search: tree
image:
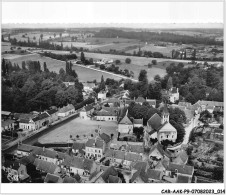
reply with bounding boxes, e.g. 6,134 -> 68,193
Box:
152,60 -> 157,65
148,63 -> 152,68
199,110 -> 212,123
22,61 -> 26,70
80,52 -> 85,63
40,34 -> 43,41
170,120 -> 185,143
43,62 -> 49,72
115,59 -> 121,65
99,75 -> 106,91
166,76 -> 173,90
125,58 -> 131,64
2,58 -> 6,76
138,70 -> 147,82
154,75 -> 161,82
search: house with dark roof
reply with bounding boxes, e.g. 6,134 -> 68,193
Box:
148,143 -> 171,161
34,158 -> 61,174
94,166 -> 121,183
164,163 -> 194,183
19,112 -> 50,132
72,141 -> 86,156
99,133 -> 111,144
1,119 -> 15,132
57,104 -> 75,117
85,138 -> 106,160
105,98 -> 121,107
1,111 -> 12,120
194,100 -> 224,114
63,175 -> 77,183
3,160 -> 29,182
60,156 -> 98,177
96,107 -> 118,121
16,144 -> 40,158
80,104 -> 94,120
133,118 -> 143,128
45,109 -> 58,124
44,173 -> 63,183
118,111 -> 133,134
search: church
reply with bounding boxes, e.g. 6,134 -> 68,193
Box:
146,105 -> 177,143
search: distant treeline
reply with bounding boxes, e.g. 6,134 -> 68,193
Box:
94,29 -> 223,46
40,52 -> 77,61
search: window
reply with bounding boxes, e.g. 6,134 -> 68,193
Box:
167,135 -> 169,138
109,118 -> 110,120
99,150 -> 101,153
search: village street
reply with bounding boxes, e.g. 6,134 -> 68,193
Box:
183,114 -> 200,145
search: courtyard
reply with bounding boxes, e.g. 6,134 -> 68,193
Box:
38,117 -> 118,144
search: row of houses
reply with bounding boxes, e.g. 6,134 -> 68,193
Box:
1,104 -> 75,133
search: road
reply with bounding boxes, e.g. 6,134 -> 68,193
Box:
72,62 -> 139,82
183,114 -> 200,145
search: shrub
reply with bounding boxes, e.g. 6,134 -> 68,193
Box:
115,59 -> 121,64
152,60 -> 157,65
125,58 -> 131,64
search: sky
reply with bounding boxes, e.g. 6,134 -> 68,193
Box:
1,1 -> 224,28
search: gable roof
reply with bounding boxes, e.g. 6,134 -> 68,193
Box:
44,173 -> 61,183
149,144 -> 172,159
125,152 -> 142,162
32,113 -> 49,122
99,133 -> 111,143
146,169 -> 162,180
128,144 -> 144,154
197,100 -> 224,107
172,150 -> 188,165
178,102 -> 192,108
108,175 -> 121,183
177,175 -> 190,183
81,105 -> 93,112
19,154 -> 36,165
46,109 -> 58,115
63,176 -> 77,183
130,169 -> 148,183
1,119 -> 15,127
58,104 -> 75,113
133,118 -> 143,125
132,161 -> 148,172
106,98 -> 120,104
4,160 -> 20,170
72,142 -> 86,154
34,159 -> 58,174
17,144 -> 40,154
96,110 -> 117,116
118,115 -> 132,125
101,166 -> 118,183
85,138 -> 104,149
147,113 -> 162,130
2,111 -> 11,116
135,96 -> 146,103
167,163 -> 194,176
158,122 -> 177,133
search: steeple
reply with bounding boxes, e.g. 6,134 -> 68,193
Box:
161,104 -> 169,124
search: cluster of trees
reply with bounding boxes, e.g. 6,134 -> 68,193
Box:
161,62 -> 224,104
124,70 -> 162,101
98,64 -> 134,78
40,52 -> 77,61
1,58 -> 86,113
95,29 -> 223,46
133,50 -> 164,58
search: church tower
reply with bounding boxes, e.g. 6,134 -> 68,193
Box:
161,104 -> 169,124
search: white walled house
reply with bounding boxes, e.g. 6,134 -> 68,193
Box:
98,91 -> 107,101
168,87 -> 179,103
158,123 -> 177,143
1,119 -> 15,132
118,114 -> 133,134
85,138 -> 105,160
57,104 -> 75,117
133,118 -> 143,128
80,105 -> 94,120
19,113 -> 50,132
96,107 -> 118,121
45,109 -> 58,124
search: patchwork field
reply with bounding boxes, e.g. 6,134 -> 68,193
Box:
115,63 -> 166,81
38,118 -> 118,144
10,32 -> 69,42
126,43 -> 182,57
2,53 -> 125,82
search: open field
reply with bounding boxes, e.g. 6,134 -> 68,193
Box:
115,63 -> 166,81
2,53 -> 126,82
10,32 -> 69,42
126,43 -> 182,57
38,118 -> 118,144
